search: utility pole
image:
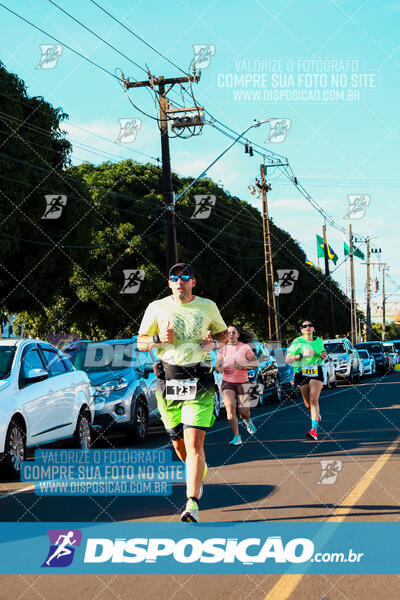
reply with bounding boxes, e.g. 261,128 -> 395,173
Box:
322,223 -> 336,338
367,261 -> 387,340
122,71 -> 201,270
382,265 -> 388,341
257,164 -> 278,343
158,77 -> 178,269
349,225 -> 357,346
366,237 -> 371,341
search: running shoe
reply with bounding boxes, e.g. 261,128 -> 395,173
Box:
245,418 -> 256,435
229,434 -> 242,445
181,498 -> 200,523
306,428 -> 318,441
198,462 -> 208,500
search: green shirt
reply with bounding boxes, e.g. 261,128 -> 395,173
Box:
138,295 -> 227,366
287,336 -> 325,373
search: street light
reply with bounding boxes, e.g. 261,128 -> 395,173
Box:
174,119 -> 276,203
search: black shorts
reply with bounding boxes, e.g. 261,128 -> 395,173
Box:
221,380 -> 248,394
294,366 -> 324,386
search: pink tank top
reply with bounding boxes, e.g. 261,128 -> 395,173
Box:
217,342 -> 254,383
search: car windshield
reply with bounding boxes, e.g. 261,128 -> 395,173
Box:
0,346 -> 16,379
324,342 -> 346,354
65,341 -> 137,372
358,350 -> 368,358
356,343 -> 382,353
392,342 -> 400,351
269,348 -> 286,364
383,344 -> 394,352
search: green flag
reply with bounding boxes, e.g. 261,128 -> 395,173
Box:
316,234 -> 338,265
344,241 -> 365,260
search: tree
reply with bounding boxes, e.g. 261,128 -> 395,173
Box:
0,61 -> 96,316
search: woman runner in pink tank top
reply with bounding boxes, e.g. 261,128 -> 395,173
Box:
215,324 -> 258,445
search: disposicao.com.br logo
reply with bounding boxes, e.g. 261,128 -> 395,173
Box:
84,536 -> 314,564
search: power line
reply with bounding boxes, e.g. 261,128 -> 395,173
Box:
0,227 -> 164,248
88,0 -> 190,77
0,3 -> 121,81
0,91 -> 160,162
0,151 -> 165,217
48,0 -> 148,76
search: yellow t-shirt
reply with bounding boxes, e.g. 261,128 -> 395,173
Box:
138,295 -> 227,366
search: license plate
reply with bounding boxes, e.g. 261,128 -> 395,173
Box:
165,378 -> 197,401
302,365 -> 318,377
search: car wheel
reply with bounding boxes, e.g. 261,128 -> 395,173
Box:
0,420 -> 26,480
214,388 -> 222,419
271,378 -> 282,403
349,368 -> 355,384
329,376 -> 337,388
74,410 -> 92,449
129,397 -> 148,444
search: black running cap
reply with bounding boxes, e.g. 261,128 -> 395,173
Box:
169,263 -> 194,278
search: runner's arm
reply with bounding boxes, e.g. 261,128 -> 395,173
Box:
214,329 -> 228,346
286,353 -> 303,363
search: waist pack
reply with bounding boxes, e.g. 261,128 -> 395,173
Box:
162,361 -> 212,380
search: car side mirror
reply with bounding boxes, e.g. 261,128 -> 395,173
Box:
142,364 -> 154,378
23,368 -> 48,385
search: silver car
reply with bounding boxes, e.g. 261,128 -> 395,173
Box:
356,349 -> 376,375
323,338 -> 361,383
64,338 -> 160,444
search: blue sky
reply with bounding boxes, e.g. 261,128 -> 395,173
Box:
1,0 -> 399,322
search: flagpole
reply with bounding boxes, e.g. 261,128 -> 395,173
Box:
349,225 -> 357,346
322,223 -> 336,338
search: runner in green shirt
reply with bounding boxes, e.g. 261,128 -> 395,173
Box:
286,320 -> 327,441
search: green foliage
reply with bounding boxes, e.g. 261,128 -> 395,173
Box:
371,321 -> 400,341
1,61 -> 352,342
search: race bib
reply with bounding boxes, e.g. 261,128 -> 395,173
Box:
165,378 -> 197,401
302,365 -> 319,377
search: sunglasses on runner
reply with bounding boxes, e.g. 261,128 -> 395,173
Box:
301,323 -> 314,328
169,274 -> 191,282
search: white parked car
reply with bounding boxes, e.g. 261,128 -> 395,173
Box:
323,338 -> 361,383
356,348 -> 376,375
321,357 -> 337,388
0,339 -> 94,479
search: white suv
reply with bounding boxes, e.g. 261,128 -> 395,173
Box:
323,338 -> 361,383
0,339 -> 94,479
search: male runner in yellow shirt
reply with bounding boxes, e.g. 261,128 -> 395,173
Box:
137,263 -> 228,522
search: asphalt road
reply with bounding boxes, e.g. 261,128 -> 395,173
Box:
1,372 -> 399,599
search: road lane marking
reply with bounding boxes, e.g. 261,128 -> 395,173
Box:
263,435 -> 400,600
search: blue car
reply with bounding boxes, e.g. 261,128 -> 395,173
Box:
63,337 -> 160,443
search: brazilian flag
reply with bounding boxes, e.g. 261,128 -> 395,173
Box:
316,234 -> 338,265
344,241 -> 365,260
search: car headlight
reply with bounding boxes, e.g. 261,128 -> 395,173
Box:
93,377 -> 128,396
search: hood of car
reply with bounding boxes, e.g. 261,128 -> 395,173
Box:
331,353 -> 349,361
86,368 -> 135,386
